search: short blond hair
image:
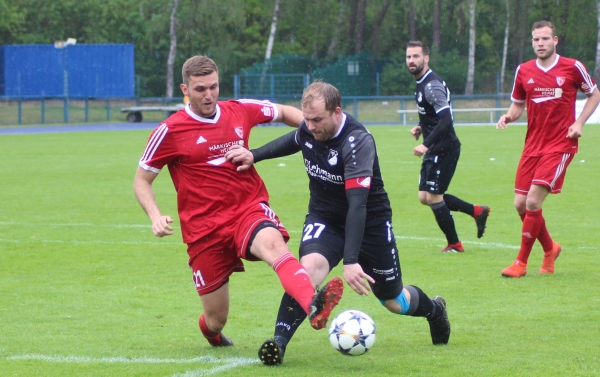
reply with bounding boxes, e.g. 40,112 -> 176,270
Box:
182,55 -> 218,85
301,80 -> 341,113
532,20 -> 556,37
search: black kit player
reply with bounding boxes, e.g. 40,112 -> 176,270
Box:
406,41 -> 490,253
226,81 -> 451,365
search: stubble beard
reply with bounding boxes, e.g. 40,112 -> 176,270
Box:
408,63 -> 425,77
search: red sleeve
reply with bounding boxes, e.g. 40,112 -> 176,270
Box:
236,99 -> 278,126
573,60 -> 597,93
345,176 -> 372,190
511,65 -> 526,102
139,123 -> 178,173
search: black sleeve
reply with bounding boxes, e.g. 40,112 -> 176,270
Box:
343,187 -> 369,265
341,131 -> 375,179
421,80 -> 454,149
250,130 -> 301,163
422,109 -> 452,149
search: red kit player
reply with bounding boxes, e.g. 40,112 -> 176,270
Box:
497,21 -> 600,278
133,55 -> 343,346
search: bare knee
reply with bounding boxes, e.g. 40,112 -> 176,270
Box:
514,194 -> 526,215
200,285 -> 230,333
300,253 -> 331,287
418,191 -> 429,205
203,310 -> 228,333
382,299 -> 401,314
250,226 -> 290,265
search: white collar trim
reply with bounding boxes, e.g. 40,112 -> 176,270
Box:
185,103 -> 221,123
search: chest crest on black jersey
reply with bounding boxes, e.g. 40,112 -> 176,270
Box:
418,91 -> 423,102
327,149 -> 338,166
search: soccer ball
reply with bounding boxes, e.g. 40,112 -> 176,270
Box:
328,310 -> 376,356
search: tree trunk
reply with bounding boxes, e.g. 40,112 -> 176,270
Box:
165,0 -> 179,98
595,0 -> 600,82
264,0 -> 280,61
518,0 -> 530,64
409,0 -> 417,41
432,0 -> 441,50
465,0 -> 476,95
355,0 -> 368,54
370,0 -> 392,60
260,0 -> 280,92
327,0 -> 347,60
347,0 -> 360,53
500,0 -> 510,93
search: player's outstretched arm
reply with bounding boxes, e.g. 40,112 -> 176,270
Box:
497,102 -> 525,129
133,166 -> 174,237
226,131 -> 300,171
275,104 -> 304,127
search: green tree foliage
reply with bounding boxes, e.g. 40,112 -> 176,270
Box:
1,0 -> 598,96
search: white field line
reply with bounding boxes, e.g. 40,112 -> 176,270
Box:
0,238 -> 181,245
0,222 -> 596,250
0,221 -> 176,229
5,354 -> 259,377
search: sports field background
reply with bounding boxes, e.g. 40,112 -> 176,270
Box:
1,124 -> 599,376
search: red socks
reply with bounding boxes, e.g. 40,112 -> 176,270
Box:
517,209 -> 549,263
272,252 -> 314,314
519,212 -> 554,252
199,314 -> 223,346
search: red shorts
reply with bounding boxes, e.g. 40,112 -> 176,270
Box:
515,153 -> 574,194
187,202 -> 289,296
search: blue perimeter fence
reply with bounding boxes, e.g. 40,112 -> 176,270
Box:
1,94 -> 517,126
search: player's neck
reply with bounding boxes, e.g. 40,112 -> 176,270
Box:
413,67 -> 430,81
537,53 -> 557,69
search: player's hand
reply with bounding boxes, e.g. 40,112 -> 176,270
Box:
410,126 -> 422,140
151,215 -> 174,237
343,263 -> 374,296
413,144 -> 428,157
496,114 -> 512,129
567,122 -> 583,138
225,144 -> 254,171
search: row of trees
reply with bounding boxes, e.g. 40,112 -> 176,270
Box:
2,0 -> 600,97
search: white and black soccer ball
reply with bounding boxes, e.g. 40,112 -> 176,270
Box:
328,309 -> 376,356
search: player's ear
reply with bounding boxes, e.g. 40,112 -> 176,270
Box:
180,83 -> 189,96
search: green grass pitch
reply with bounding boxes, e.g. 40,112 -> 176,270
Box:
1,124 -> 599,376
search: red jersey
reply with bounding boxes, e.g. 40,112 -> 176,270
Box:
511,55 -> 596,156
139,99 -> 279,244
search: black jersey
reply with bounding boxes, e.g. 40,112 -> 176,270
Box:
295,113 -> 392,227
414,69 -> 460,155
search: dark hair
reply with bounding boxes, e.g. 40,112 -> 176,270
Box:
301,80 -> 341,113
182,55 -> 218,85
407,41 -> 429,56
532,20 -> 556,37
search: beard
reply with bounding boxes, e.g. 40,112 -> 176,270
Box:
407,63 -> 425,76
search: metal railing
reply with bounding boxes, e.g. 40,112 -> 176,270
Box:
396,108 -> 511,125
1,94 -> 514,126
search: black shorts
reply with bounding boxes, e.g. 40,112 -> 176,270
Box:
418,146 -> 460,194
299,214 -> 403,301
